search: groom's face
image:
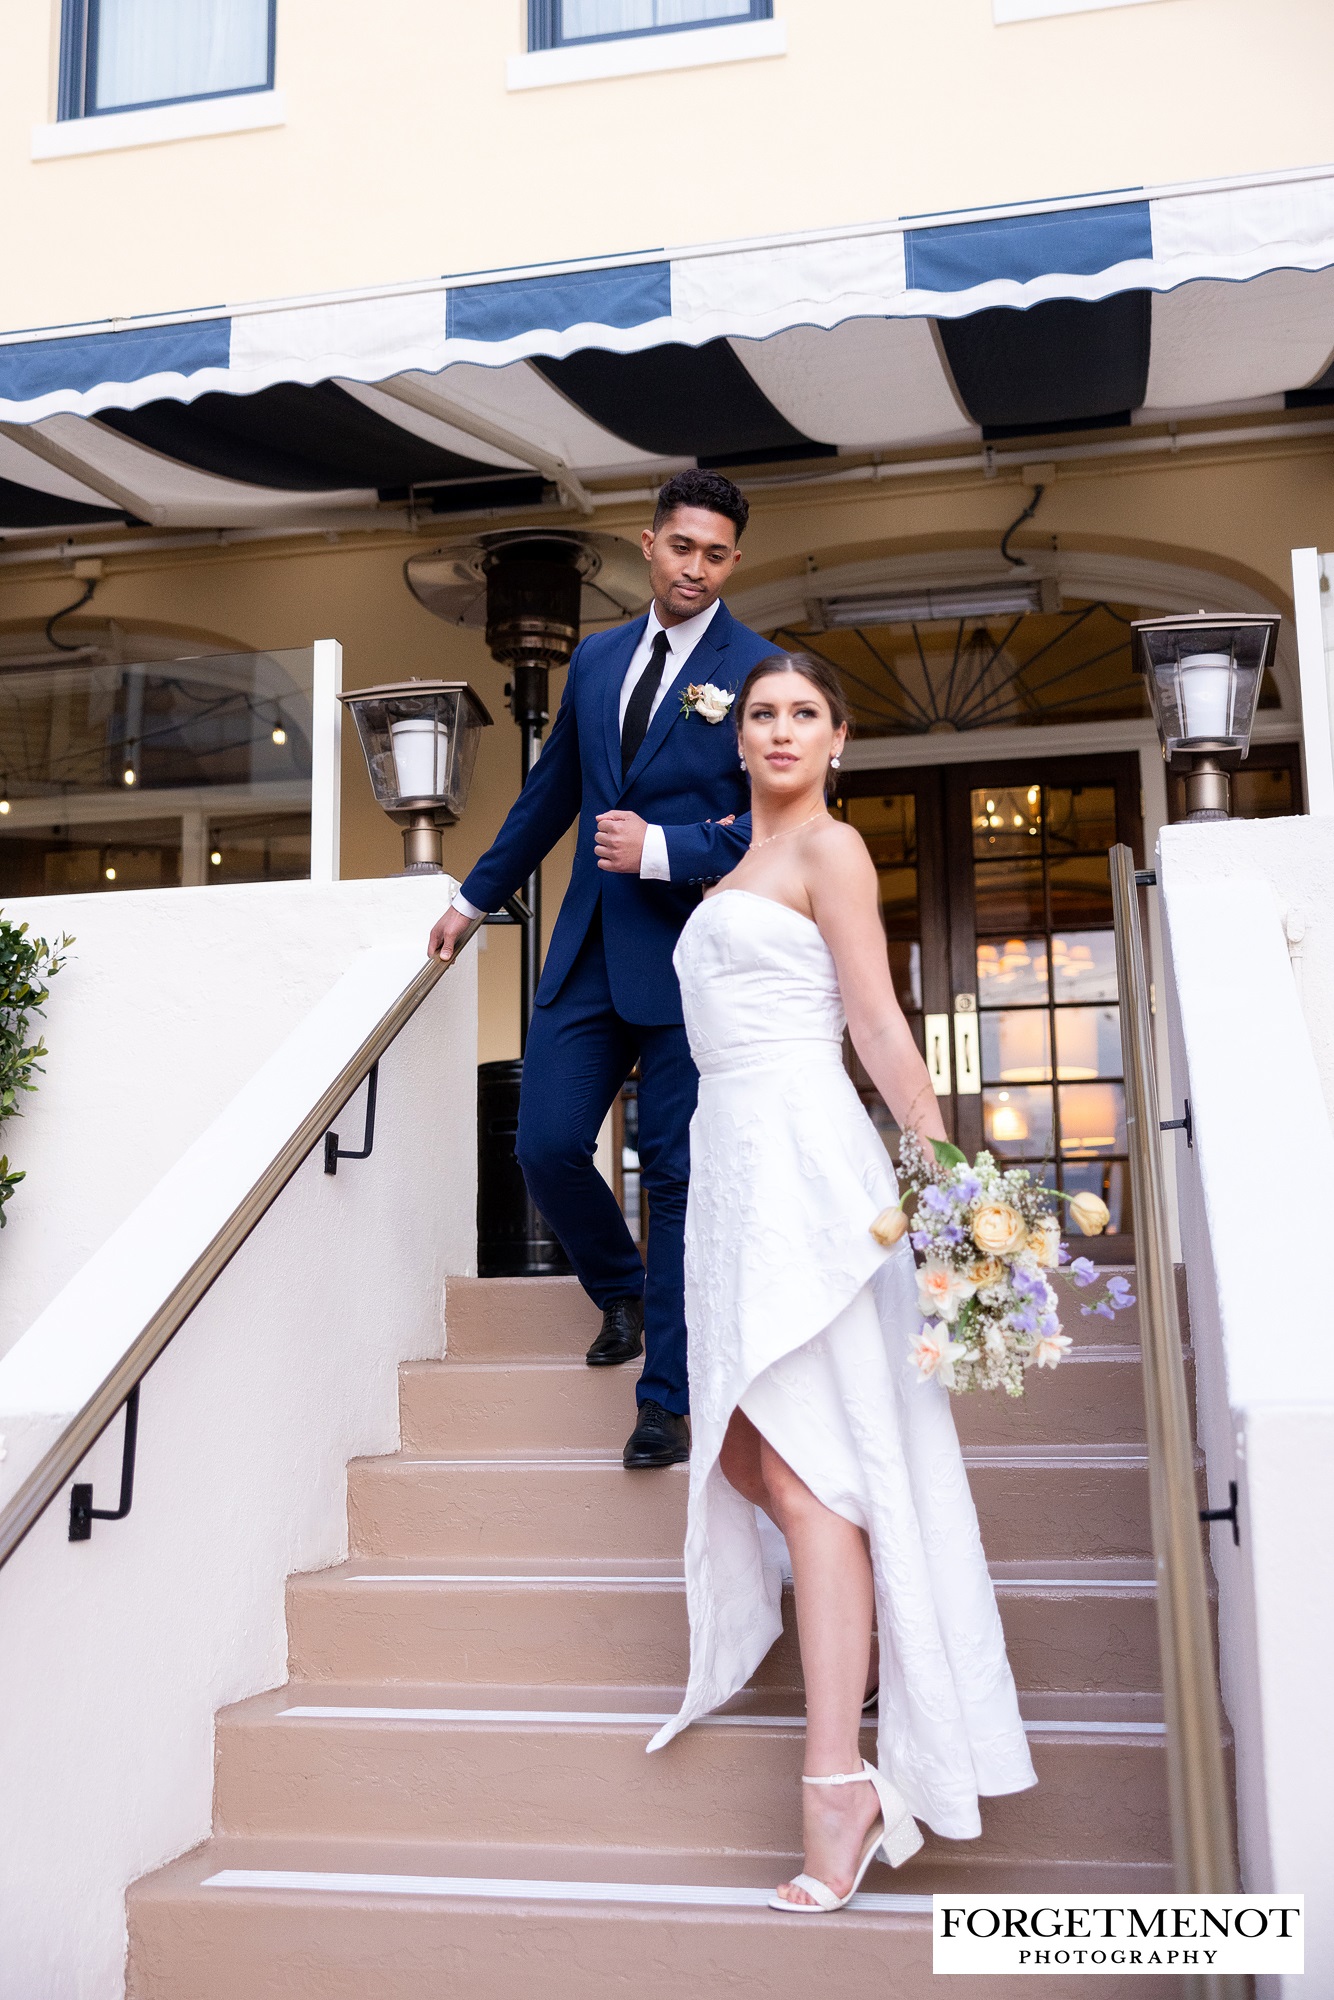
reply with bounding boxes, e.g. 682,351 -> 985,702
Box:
641,508 -> 742,625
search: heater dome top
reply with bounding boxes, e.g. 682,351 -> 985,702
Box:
405,529 -> 651,631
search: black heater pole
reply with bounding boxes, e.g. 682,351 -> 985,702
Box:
511,662 -> 549,1051
483,542 -> 583,1052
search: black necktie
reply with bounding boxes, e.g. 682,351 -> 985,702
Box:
621,628 -> 671,778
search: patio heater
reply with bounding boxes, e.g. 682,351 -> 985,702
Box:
404,528 -> 649,1277
405,528 -> 649,1040
1132,611 -> 1281,822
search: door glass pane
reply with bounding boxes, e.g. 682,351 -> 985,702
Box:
93,0 -> 271,111
1058,1081 -> 1127,1156
888,940 -> 922,1014
977,935 -> 1049,1004
968,771 -> 1132,1238
1050,931 -> 1117,1001
1230,765 -> 1294,819
971,783 -> 1043,857
981,1009 -> 1052,1083
974,859 -> 1045,929
1044,785 -> 1117,854
1054,1004 -> 1121,1080
1048,853 -> 1112,926
983,1084 -> 1053,1157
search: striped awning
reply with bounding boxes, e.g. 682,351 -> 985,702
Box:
5,166 -> 1334,533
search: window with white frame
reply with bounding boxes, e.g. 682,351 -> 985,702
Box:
58,0 -> 275,120
528,0 -> 771,50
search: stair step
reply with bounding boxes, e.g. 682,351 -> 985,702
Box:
287,1556 -> 1163,1692
347,1445 -> 1155,1562
127,1837 -> 1181,2000
402,1341 -> 1173,1453
441,1270 -> 1159,1360
214,1684 -> 1171,1863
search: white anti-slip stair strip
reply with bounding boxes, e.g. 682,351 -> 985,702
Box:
347,1570 -> 1153,1591
277,1704 -> 1165,1737
352,1574 -> 684,1586
201,1868 -> 932,1914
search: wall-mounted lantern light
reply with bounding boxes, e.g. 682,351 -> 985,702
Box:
339,679 -> 492,872
1132,611 -> 1280,822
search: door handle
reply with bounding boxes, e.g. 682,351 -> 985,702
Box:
924,1013 -> 952,1095
953,993 -> 981,1096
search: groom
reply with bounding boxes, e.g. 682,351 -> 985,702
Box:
429,469 -> 772,1467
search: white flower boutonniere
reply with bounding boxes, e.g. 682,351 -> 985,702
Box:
681,681 -> 734,724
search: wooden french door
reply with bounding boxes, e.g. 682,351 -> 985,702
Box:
838,753 -> 1143,1259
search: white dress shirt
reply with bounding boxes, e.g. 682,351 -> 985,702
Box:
451,596 -> 721,917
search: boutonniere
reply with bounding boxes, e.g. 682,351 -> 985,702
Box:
680,682 -> 734,724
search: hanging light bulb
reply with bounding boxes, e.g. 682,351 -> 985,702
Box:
210,850 -> 222,867
122,768 -> 136,787
104,866 -> 116,881
271,726 -> 287,746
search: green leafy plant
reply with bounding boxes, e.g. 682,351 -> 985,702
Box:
0,916 -> 72,1226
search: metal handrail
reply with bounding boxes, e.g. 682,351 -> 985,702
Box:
1111,846 -> 1241,1956
0,920 -> 482,1576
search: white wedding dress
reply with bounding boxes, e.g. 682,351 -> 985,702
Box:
647,889 -> 1037,1840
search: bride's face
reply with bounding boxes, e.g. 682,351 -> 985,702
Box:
739,671 -> 847,798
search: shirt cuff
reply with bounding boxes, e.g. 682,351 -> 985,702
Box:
639,823 -> 671,882
451,888 -> 487,920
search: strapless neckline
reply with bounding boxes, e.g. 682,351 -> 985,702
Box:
701,887 -> 821,933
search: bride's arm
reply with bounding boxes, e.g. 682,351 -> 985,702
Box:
807,823 -> 948,1151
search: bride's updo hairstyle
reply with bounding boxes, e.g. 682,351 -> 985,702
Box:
734,651 -> 853,797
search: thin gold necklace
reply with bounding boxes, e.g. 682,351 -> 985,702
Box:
750,805 -> 829,852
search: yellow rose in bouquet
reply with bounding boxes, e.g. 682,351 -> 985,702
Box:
971,1202 -> 1027,1258
1068,1191 -> 1111,1236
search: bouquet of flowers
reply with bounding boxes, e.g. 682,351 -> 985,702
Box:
869,1130 -> 1134,1397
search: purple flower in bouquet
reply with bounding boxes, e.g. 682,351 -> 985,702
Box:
1068,1256 -> 1098,1288
921,1185 -> 954,1216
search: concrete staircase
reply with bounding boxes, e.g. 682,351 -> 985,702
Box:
126,1273 -> 1199,1998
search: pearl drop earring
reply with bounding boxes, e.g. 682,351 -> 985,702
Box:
739,756 -> 747,771
830,754 -> 842,769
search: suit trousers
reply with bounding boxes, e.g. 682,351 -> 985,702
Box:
515,910 -> 696,1415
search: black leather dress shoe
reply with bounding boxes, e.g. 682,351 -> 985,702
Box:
586,1296 -> 644,1367
623,1400 -> 690,1469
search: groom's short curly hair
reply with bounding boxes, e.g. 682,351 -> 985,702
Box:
653,468 -> 750,540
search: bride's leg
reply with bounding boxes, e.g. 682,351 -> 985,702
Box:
718,1407 -> 773,1517
757,1435 -> 880,1905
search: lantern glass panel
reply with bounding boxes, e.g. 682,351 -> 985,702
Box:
1136,621 -> 1270,753
346,685 -> 488,820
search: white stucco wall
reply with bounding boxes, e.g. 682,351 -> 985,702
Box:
0,874 -> 461,1358
0,879 -> 477,2000
1158,817 -> 1334,1996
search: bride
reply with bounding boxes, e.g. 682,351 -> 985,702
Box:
647,652 -> 1037,1912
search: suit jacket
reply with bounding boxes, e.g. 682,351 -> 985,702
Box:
461,599 -> 776,1025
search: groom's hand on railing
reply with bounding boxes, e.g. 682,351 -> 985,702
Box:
594,811 -> 648,873
428,905 -> 475,962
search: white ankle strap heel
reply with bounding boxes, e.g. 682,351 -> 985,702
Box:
769,1758 -> 923,1913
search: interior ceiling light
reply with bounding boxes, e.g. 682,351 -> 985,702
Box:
812,582 -> 1044,629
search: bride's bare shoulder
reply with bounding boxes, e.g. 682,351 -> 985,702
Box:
804,815 -> 878,903
808,815 -> 875,871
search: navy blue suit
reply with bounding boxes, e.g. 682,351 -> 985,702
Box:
461,600 -> 774,1412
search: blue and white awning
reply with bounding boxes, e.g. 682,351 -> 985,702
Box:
3,166 -> 1334,532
